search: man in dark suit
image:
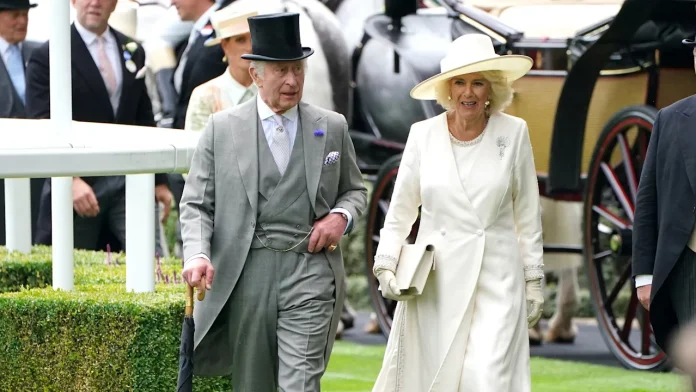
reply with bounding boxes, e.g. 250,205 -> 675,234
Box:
25,0 -> 172,252
0,0 -> 44,246
633,34 -> 696,358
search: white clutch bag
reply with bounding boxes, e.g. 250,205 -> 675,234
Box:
393,243 -> 436,296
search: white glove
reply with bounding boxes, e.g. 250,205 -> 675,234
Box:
376,270 -> 414,301
526,278 -> 544,328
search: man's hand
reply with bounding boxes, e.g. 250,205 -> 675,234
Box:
72,177 -> 99,217
307,213 -> 347,253
638,284 -> 651,311
155,184 -> 172,223
182,257 -> 215,293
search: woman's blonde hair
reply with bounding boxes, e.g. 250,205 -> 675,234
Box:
433,70 -> 514,114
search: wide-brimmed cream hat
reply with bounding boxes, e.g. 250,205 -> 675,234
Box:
204,6 -> 258,47
410,34 -> 533,100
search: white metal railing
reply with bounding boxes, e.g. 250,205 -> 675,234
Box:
0,0 -> 200,293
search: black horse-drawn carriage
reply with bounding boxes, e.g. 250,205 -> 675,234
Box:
343,0 -> 696,372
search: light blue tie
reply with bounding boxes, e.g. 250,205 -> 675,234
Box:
6,44 -> 25,105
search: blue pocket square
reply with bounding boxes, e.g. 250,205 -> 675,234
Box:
324,151 -> 340,166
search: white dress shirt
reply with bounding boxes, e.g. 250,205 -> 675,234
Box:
184,96 -> 353,265
74,20 -> 122,114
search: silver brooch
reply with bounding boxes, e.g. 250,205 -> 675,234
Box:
496,136 -> 509,159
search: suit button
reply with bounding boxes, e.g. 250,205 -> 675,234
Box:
440,229 -> 446,236
476,230 -> 483,236
294,233 -> 298,237
251,222 -> 255,228
296,224 -> 300,229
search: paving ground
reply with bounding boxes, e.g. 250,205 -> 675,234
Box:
341,311 -> 621,367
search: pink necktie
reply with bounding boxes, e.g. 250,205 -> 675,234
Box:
96,36 -> 117,97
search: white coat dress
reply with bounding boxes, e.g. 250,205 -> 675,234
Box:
372,111 -> 544,392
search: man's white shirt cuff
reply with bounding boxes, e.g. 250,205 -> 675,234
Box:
185,253 -> 210,266
635,274 -> 653,288
330,208 -> 353,234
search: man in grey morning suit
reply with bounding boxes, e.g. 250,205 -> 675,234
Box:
179,12 -> 367,391
633,32 -> 696,363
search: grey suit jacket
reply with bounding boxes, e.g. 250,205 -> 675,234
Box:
179,97 -> 367,375
0,40 -> 39,118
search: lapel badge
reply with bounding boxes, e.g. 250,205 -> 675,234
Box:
125,59 -> 137,73
496,136 -> 509,160
314,129 -> 325,137
324,151 -> 340,166
200,24 -> 214,37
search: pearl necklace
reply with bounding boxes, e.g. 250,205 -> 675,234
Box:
449,117 -> 489,147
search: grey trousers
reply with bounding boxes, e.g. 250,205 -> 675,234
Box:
222,247 -> 335,392
667,247 -> 696,325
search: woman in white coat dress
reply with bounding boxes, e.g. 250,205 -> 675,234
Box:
371,34 -> 545,392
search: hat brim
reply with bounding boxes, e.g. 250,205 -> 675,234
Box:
241,47 -> 313,61
204,31 -> 250,47
682,38 -> 696,47
410,55 -> 533,100
0,3 -> 37,10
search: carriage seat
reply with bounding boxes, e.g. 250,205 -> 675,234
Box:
495,4 -> 622,38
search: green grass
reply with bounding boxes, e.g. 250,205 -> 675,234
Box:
323,342 -> 688,392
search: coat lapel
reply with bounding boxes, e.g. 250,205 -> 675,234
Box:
300,102 -> 327,213
230,99 -> 259,214
113,32 -> 134,121
0,57 -> 14,115
678,106 -> 696,196
71,24 -> 113,120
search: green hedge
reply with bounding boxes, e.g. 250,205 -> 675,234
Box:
0,247 -> 232,391
0,284 -> 233,391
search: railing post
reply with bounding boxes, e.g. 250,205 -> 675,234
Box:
4,178 -> 31,253
126,174 -> 155,292
50,0 -> 74,291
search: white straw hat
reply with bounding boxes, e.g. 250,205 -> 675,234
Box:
204,6 -> 258,47
410,34 -> 533,100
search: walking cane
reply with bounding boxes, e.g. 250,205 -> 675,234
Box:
176,282 -> 206,391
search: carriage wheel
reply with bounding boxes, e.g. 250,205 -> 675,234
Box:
583,105 -> 670,371
364,155 -> 420,337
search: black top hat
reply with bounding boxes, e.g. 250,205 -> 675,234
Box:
0,0 -> 36,10
241,13 -> 314,62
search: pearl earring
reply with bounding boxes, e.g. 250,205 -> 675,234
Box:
485,100 -> 490,106
448,96 -> 452,101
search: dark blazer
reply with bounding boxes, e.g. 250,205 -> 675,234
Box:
25,24 -> 168,187
0,39 -> 44,246
0,39 -> 39,118
633,94 -> 696,353
171,14 -> 228,130
25,24 -> 169,250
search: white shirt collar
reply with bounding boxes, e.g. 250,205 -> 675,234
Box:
74,19 -> 114,46
256,93 -> 298,123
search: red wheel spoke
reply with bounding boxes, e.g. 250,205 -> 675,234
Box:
605,263 -> 631,310
592,205 -> 631,230
600,162 -> 635,221
617,134 -> 639,202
